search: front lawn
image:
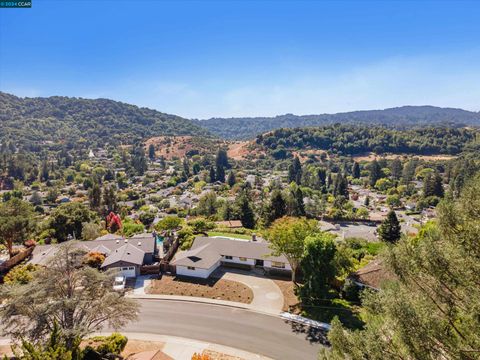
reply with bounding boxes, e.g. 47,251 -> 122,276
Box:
147,275 -> 253,303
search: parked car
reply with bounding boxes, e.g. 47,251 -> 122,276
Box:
113,276 -> 126,292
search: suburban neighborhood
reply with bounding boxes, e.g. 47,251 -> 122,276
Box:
1,1 -> 480,359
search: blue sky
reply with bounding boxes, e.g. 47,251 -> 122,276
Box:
1,0 -> 480,118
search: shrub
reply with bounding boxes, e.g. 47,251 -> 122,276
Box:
342,278 -> 361,303
4,264 -> 38,285
84,252 -> 106,268
85,333 -> 128,356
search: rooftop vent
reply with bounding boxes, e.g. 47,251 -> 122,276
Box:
124,239 -> 128,243
116,240 -> 120,244
137,241 -> 141,246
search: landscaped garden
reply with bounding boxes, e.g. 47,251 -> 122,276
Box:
147,275 -> 254,303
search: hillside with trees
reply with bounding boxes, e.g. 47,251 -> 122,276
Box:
197,106 -> 480,139
256,125 -> 480,157
0,92 -> 211,149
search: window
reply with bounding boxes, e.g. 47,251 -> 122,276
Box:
271,261 -> 285,269
187,266 -> 195,270
225,256 -> 233,260
239,257 -> 247,261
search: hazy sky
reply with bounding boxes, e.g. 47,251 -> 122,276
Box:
1,0 -> 480,118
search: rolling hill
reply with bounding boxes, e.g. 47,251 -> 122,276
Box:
0,92 -> 211,148
197,106 -> 480,139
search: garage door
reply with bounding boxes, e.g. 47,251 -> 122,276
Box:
118,266 -> 136,278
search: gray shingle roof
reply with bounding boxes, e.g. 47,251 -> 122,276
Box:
171,237 -> 288,269
101,243 -> 145,267
29,233 -> 155,267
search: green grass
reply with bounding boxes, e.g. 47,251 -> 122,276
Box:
207,231 -> 252,240
365,242 -> 386,255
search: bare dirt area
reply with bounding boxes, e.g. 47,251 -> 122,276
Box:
0,345 -> 13,358
270,278 -> 300,313
122,340 -> 170,359
227,140 -> 265,161
353,152 -> 456,162
147,275 -> 254,303
145,136 -> 199,160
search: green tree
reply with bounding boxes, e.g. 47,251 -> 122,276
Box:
288,156 -> 302,184
48,202 -> 95,241
148,143 -> 156,161
208,166 -> 216,183
102,184 -> 117,213
227,170 -> 236,187
323,176 -> 480,360
0,242 -> 138,348
237,192 -> 255,229
88,181 -> 102,210
215,148 -> 229,169
264,217 -> 319,283
265,189 -> 287,225
377,210 -> 401,244
352,162 -> 360,179
299,233 -> 338,303
368,160 -> 382,187
390,157 -> 402,180
0,198 -> 35,257
131,145 -> 148,175
155,216 -> 182,233
216,164 -> 225,182
197,191 -> 218,217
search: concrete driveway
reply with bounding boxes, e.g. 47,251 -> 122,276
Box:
212,268 -> 284,314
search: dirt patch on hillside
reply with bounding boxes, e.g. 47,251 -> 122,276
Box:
227,140 -> 265,160
147,275 -> 253,303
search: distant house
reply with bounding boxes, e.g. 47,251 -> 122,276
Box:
171,236 -> 291,279
30,233 -> 157,278
349,259 -> 395,290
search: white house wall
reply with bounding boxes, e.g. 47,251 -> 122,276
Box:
176,260 -> 220,278
263,260 -> 292,271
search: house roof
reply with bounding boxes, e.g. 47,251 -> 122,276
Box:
214,220 -> 243,228
351,259 -> 395,290
101,243 -> 145,267
30,233 -> 155,267
171,236 -> 288,270
95,233 -> 123,241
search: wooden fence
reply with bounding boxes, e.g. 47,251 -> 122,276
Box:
140,264 -> 160,275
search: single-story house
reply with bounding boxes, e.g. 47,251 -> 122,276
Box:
30,232 -> 157,278
171,236 -> 291,279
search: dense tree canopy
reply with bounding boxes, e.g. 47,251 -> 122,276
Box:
323,175 -> 480,360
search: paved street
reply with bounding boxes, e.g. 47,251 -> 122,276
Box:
121,299 -> 327,360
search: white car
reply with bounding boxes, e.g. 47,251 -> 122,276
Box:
113,276 -> 126,292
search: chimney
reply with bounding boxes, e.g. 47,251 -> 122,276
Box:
252,233 -> 257,242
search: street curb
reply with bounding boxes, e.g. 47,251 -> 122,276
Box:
132,296 -> 282,318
